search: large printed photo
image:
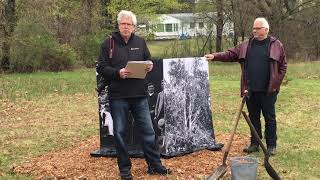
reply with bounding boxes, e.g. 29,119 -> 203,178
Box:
93,58 -> 222,158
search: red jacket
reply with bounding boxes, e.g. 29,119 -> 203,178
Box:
213,36 -> 287,96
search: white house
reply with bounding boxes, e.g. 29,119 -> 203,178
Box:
139,13 -> 234,40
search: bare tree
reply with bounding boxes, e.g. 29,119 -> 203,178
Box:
0,0 -> 16,71
195,0 -> 228,52
252,0 -> 319,37
229,0 -> 257,44
1,0 -> 16,71
82,0 -> 94,34
216,0 -> 223,51
100,0 -> 113,29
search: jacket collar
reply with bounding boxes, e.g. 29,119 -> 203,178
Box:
239,36 -> 280,61
249,35 -> 277,42
112,31 -> 135,45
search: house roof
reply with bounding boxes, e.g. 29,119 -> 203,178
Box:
164,13 -> 216,23
158,14 -> 181,24
138,12 -> 218,25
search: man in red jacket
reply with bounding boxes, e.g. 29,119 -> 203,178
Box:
205,17 -> 287,156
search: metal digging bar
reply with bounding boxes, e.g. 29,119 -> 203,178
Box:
206,95 -> 247,180
241,111 -> 281,180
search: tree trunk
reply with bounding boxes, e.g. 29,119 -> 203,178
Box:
208,30 -> 213,53
241,31 -> 245,41
230,0 -> 238,46
56,15 -> 65,44
315,21 -> 320,59
233,30 -> 238,46
83,0 -> 94,34
100,0 -> 112,30
2,38 -> 10,71
216,0 -> 223,52
1,0 -> 16,71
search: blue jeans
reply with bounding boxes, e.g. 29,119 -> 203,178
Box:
246,92 -> 278,147
110,97 -> 161,174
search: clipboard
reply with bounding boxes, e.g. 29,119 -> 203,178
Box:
125,60 -> 153,79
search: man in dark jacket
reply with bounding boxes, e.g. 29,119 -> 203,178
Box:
205,17 -> 287,156
97,10 -> 171,180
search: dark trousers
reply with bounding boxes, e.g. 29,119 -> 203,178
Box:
246,92 -> 278,147
110,97 -> 161,174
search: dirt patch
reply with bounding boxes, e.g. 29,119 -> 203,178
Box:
14,133 -> 249,179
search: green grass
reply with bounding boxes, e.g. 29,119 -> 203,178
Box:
0,61 -> 320,179
0,69 -> 99,179
0,69 -> 96,100
147,38 -> 234,58
208,61 -> 320,179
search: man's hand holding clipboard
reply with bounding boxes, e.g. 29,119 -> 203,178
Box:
119,60 -> 153,79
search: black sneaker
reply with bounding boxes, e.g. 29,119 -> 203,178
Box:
120,171 -> 132,180
243,144 -> 259,153
147,165 -> 172,175
267,146 -> 277,156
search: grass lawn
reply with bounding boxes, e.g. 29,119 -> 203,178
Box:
147,38 -> 234,58
209,61 -> 320,179
0,61 -> 320,179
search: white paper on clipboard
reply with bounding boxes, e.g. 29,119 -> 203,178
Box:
125,60 -> 153,79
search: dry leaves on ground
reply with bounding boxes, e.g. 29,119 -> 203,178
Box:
14,133 -> 249,179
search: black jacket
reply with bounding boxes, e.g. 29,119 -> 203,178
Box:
97,31 -> 151,99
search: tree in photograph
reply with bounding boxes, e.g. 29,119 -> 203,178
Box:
166,60 -> 188,134
164,59 -> 214,153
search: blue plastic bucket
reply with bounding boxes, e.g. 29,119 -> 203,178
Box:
230,156 -> 258,180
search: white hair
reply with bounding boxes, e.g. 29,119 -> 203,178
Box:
254,17 -> 270,32
117,10 -> 137,26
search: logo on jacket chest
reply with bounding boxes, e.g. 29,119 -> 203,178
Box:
130,47 -> 140,51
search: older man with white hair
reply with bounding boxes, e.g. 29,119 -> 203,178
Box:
97,10 -> 171,180
205,17 -> 287,156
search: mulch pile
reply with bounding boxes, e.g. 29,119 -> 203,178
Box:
14,134 -> 249,179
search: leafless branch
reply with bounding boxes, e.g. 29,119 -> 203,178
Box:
254,0 -> 272,16
282,1 -> 320,20
283,0 -> 315,16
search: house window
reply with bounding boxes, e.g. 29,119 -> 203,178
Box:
199,22 -> 204,28
156,24 -> 164,32
190,23 -> 195,29
174,24 -> 178,32
165,24 -> 173,32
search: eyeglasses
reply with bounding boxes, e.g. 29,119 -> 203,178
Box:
253,27 -> 265,30
119,22 -> 134,27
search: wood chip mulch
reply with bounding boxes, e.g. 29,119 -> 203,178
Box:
14,133 -> 249,179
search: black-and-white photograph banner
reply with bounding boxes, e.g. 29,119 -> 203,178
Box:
92,58 -> 222,158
